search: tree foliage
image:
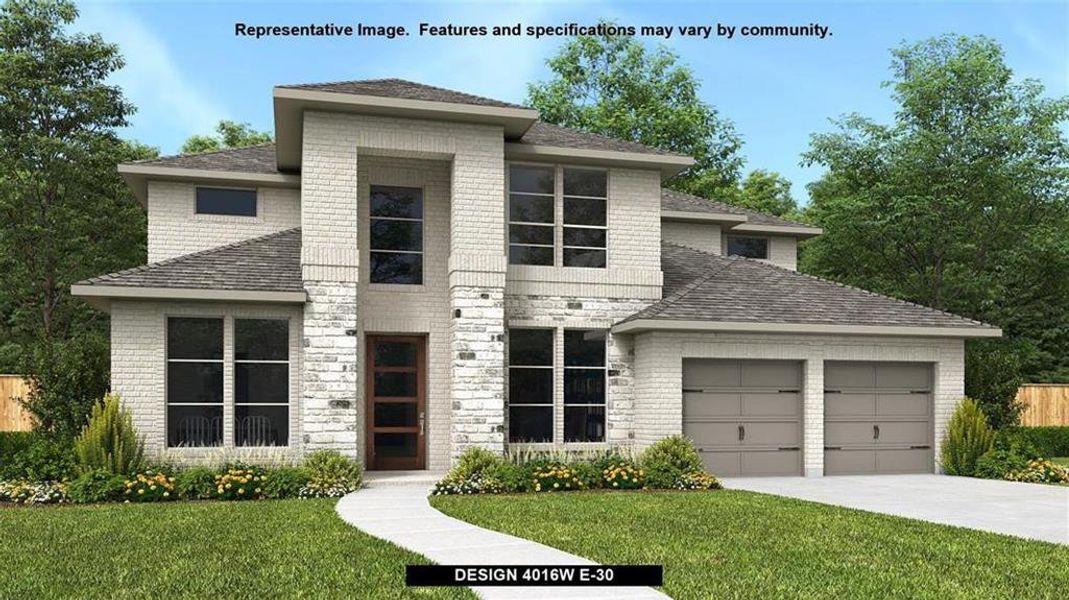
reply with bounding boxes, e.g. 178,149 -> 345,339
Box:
734,169 -> 799,218
0,0 -> 156,436
180,120 -> 272,154
527,29 -> 744,198
801,35 -> 1069,419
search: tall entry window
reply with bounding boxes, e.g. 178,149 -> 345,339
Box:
369,186 -> 423,284
167,318 -> 223,447
234,319 -> 289,446
564,330 -> 607,442
507,329 -> 554,442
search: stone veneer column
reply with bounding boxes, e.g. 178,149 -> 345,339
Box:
448,145 -> 507,459
300,113 -> 361,457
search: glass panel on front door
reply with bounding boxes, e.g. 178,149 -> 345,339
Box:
366,336 -> 425,470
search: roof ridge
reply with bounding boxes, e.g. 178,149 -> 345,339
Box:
278,78 -> 528,108
733,256 -> 997,329
132,142 -> 276,165
82,227 -> 300,285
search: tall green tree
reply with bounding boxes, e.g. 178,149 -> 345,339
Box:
801,35 -> 1069,425
0,0 -> 156,435
528,30 -> 744,198
180,120 -> 272,154
735,169 -> 799,218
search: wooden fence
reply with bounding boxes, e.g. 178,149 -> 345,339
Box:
1017,384 -> 1069,427
0,375 -> 33,432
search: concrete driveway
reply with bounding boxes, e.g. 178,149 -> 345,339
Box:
723,474 -> 1069,545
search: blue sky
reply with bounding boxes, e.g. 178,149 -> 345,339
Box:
75,0 -> 1068,203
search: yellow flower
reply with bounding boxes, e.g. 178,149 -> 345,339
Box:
217,486 -> 224,494
163,492 -> 170,498
238,488 -> 245,495
137,489 -> 145,495
150,485 -> 157,490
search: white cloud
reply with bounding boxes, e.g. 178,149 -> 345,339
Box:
77,3 -> 225,148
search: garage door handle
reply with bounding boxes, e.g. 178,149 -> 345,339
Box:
873,425 -> 880,440
824,390 -> 841,394
779,389 -> 800,393
738,425 -> 745,441
778,446 -> 799,451
825,446 -> 842,450
909,390 -> 930,394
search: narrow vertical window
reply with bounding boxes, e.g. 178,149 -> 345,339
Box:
562,168 -> 607,268
508,165 -> 555,266
564,330 -> 607,442
166,318 -> 223,447
234,319 -> 290,446
369,186 -> 423,284
508,329 -> 554,442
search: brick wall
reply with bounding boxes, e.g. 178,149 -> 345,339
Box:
147,182 -> 300,262
662,219 -> 801,271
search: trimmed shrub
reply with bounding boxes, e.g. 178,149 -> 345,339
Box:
175,467 -> 218,500
214,466 -> 266,501
641,435 -> 703,488
974,447 -> 1030,480
264,466 -> 310,499
484,462 -> 530,493
447,446 -> 503,480
940,398 -> 994,476
0,433 -> 75,481
74,394 -> 144,475
0,431 -> 36,462
69,469 -> 126,503
122,470 -> 175,502
1000,427 -> 1069,459
299,450 -> 362,498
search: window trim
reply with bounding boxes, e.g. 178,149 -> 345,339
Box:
233,318 -> 291,448
368,184 -> 425,285
165,316 -> 225,448
193,186 -> 259,218
506,163 -> 610,269
724,234 -> 771,260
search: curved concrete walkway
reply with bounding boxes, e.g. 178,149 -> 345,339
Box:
337,480 -> 668,599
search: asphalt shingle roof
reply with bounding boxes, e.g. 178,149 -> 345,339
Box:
77,228 -> 303,293
130,143 -> 281,174
277,78 -> 529,109
515,121 -> 682,156
626,242 -> 997,330
661,188 -> 811,229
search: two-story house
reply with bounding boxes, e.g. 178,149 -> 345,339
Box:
72,79 -> 999,477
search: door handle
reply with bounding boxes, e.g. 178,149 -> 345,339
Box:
873,424 -> 880,440
738,424 -> 745,441
419,412 -> 425,436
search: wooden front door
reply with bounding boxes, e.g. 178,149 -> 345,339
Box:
365,336 -> 426,470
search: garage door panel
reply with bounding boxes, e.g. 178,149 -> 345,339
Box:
683,392 -> 740,418
876,421 -> 929,445
876,448 -> 931,473
876,393 -> 930,417
685,422 -> 741,445
826,421 -> 875,446
741,392 -> 799,417
740,361 -> 800,388
876,363 -> 930,389
700,451 -> 741,477
743,421 -> 800,447
741,450 -> 800,476
825,362 -> 875,389
825,392 -> 875,417
824,449 -> 876,475
682,360 -> 739,388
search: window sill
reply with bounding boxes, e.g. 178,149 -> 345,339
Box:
366,283 -> 428,293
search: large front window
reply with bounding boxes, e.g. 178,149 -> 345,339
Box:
507,329 -> 553,443
564,330 -> 606,442
726,235 -> 769,259
167,318 -> 223,447
508,165 -> 607,268
166,316 -> 291,448
369,185 -> 423,284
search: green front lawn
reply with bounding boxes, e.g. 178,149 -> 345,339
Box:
433,490 -> 1069,600
0,499 -> 473,599
1052,456 -> 1069,467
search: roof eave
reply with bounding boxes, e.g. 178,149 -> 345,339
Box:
728,222 -> 824,238
612,319 -> 1002,338
661,210 -> 748,224
117,164 -> 301,207
504,142 -> 694,178
274,87 -> 540,171
71,284 -> 307,304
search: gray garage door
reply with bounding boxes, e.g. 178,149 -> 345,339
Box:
824,362 -> 933,475
682,359 -> 802,477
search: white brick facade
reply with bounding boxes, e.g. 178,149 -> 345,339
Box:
662,219 -> 800,270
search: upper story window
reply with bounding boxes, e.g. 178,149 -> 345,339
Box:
508,166 -> 555,266
508,165 -> 608,268
369,186 -> 423,285
562,168 -> 607,268
726,235 -> 769,260
195,187 -> 257,217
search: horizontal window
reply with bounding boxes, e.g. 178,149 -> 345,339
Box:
509,329 -> 554,365
510,224 -> 554,246
726,236 -> 769,259
562,228 -> 606,248
236,405 -> 288,447
369,252 -> 423,285
167,363 -> 223,404
563,167 -> 608,198
370,186 -> 423,219
234,319 -> 287,361
562,248 -> 606,268
168,405 -> 222,448
509,406 -> 552,443
563,197 -> 606,227
370,186 -> 423,284
195,188 -> 257,217
509,245 -> 553,266
509,165 -> 554,195
509,194 -> 554,223
235,364 -> 288,404
168,318 -> 223,360
508,368 -> 553,405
